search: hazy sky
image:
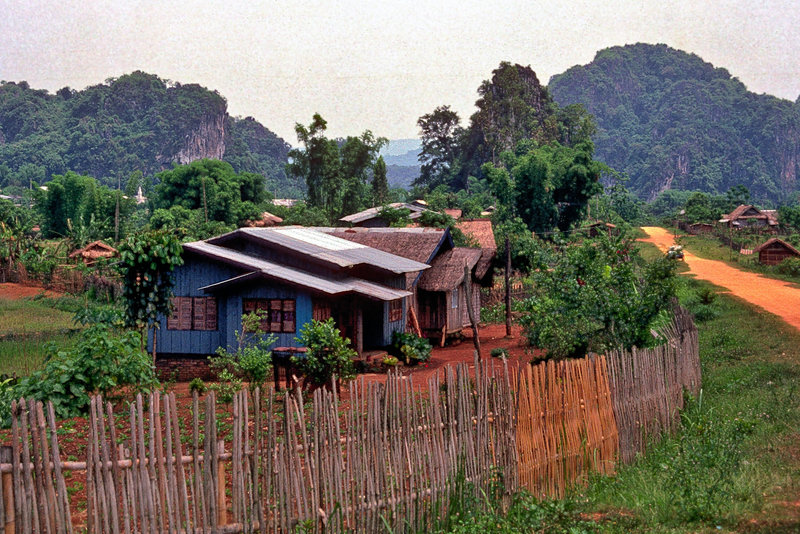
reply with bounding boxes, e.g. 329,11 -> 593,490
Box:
2,1 -> 799,143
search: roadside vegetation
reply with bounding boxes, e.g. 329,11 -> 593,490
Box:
437,264 -> 800,533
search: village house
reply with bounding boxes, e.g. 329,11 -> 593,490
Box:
338,201 -> 430,227
754,237 -> 800,266
152,227 -> 429,372
719,205 -> 779,232
320,225 -> 496,342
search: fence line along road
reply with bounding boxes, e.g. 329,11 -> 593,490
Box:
0,309 -> 699,533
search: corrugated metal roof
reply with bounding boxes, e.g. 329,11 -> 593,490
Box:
339,202 -> 427,224
229,227 -> 428,274
186,241 -> 410,301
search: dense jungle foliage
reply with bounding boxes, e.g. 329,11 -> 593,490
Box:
0,71 -> 295,195
549,43 -> 800,203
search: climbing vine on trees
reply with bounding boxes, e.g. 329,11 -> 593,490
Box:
117,230 -> 183,355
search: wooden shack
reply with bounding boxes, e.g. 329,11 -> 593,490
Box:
754,238 -> 800,266
68,241 -> 117,265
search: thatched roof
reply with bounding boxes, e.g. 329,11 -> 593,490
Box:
69,240 -> 117,261
444,208 -> 462,219
245,211 -> 283,227
723,205 -> 778,226
418,247 -> 482,292
318,227 -> 449,264
753,237 -> 800,255
456,219 -> 496,279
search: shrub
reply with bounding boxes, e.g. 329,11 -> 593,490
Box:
392,331 -> 432,364
188,377 -> 207,395
212,311 -> 276,392
293,318 -> 357,388
480,302 -> 506,324
776,256 -> 800,277
4,323 -> 158,420
382,356 -> 400,367
490,348 -> 509,359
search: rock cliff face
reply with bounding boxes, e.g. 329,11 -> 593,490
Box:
172,111 -> 226,165
549,43 -> 800,202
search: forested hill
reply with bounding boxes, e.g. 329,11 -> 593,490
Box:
0,71 -> 300,195
549,43 -> 800,202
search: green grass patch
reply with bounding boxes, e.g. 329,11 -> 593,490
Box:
0,296 -> 82,336
0,333 -> 77,377
578,276 -> 800,532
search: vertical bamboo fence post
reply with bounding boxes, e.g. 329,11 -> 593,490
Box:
217,440 -> 227,527
0,446 -> 13,534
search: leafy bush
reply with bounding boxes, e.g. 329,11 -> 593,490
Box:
381,356 -> 400,367
490,348 -> 509,358
776,256 -> 800,277
293,318 -> 357,388
188,377 -> 206,395
519,233 -> 677,359
480,302 -> 506,324
2,323 -> 158,420
392,331 -> 432,364
212,311 -> 276,392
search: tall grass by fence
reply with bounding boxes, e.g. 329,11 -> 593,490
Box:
0,310 -> 699,533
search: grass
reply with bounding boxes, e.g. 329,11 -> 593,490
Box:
0,296 -> 80,336
0,295 -> 84,376
443,247 -> 800,533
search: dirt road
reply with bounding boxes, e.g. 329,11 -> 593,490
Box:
640,226 -> 800,332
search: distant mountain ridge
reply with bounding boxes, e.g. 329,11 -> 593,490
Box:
548,43 -> 800,202
0,71 -> 302,195
381,139 -> 420,188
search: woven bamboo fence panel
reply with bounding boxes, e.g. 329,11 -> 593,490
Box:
0,310 -> 699,533
514,355 -> 618,498
605,308 -> 701,464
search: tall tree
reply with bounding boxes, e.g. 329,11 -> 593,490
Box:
416,106 -> 463,188
372,156 -> 389,205
287,115 -> 386,221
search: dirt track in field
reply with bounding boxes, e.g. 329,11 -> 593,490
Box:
0,282 -> 63,300
640,226 -> 800,332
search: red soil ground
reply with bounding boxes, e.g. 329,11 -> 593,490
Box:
0,282 -> 63,300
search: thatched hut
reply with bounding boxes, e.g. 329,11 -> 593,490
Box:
754,238 -> 800,266
69,241 -> 118,265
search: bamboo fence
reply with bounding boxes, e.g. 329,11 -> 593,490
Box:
0,311 -> 699,533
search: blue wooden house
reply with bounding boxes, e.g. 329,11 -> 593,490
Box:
152,227 -> 429,361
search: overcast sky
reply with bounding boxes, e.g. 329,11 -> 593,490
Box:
2,1 -> 799,143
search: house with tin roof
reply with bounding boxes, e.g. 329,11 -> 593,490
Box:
719,205 -> 779,232
319,226 -> 494,341
153,227 -> 428,362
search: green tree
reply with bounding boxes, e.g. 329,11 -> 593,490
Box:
153,159 -> 266,226
372,156 -> 389,205
483,141 -> 603,234
416,105 -> 464,188
117,230 -> 184,359
519,233 -> 677,359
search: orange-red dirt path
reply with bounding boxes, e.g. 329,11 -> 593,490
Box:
640,226 -> 800,332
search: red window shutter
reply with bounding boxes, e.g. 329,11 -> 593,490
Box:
205,297 -> 217,330
167,298 -> 180,330
178,297 -> 193,330
192,297 -> 207,330
282,300 -> 296,332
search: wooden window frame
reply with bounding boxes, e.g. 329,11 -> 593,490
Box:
389,299 -> 403,322
243,298 -> 296,334
167,297 -> 218,331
